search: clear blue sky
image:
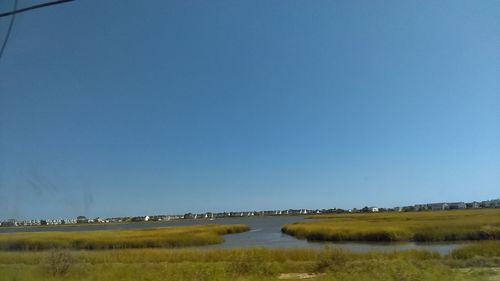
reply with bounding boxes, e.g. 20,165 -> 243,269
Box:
0,0 -> 499,220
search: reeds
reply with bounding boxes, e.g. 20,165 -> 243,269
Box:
451,241 -> 500,259
0,224 -> 250,250
282,209 -> 500,242
0,247 -> 494,281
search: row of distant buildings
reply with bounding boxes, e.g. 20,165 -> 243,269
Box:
75,210 -> 315,223
0,209 -> 313,227
182,209 -> 312,219
393,199 -> 500,212
1,199 -> 499,227
348,199 -> 500,213
0,218 -> 77,227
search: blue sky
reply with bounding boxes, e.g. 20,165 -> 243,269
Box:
0,0 -> 499,219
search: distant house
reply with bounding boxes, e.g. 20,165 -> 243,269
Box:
63,218 -> 76,224
2,219 -> 18,227
449,202 -> 466,209
429,203 -> 449,211
44,219 -> 62,225
183,213 -> 194,219
108,217 -> 124,223
96,217 -> 109,223
371,207 -> 379,213
491,200 -> 500,208
480,200 -> 500,208
77,216 -> 88,223
467,202 -> 478,209
131,216 -> 149,222
414,204 -> 429,211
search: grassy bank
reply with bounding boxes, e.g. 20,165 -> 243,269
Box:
0,224 -> 249,250
0,244 -> 499,281
451,241 -> 500,259
282,209 -> 500,242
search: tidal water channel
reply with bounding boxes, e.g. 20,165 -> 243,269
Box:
0,216 -> 466,254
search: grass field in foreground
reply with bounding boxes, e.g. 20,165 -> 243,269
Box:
0,243 -> 499,281
0,224 -> 249,250
282,209 -> 500,242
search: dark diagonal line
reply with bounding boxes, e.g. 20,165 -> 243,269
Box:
0,0 -> 75,18
0,0 -> 18,63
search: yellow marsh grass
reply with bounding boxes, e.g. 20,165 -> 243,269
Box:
0,246 -> 497,281
0,247 -> 443,265
0,224 -> 249,250
451,240 -> 500,259
282,209 -> 500,242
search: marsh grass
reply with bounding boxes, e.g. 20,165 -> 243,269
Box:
282,209 -> 500,242
46,250 -> 73,276
0,224 -> 249,250
0,215 -> 499,280
0,247 -> 497,281
451,241 -> 500,259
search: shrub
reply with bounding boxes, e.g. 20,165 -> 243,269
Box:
315,248 -> 349,272
46,249 -> 74,276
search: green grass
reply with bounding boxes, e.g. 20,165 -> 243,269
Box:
0,245 -> 499,281
451,241 -> 500,259
282,209 -> 500,242
0,224 -> 249,250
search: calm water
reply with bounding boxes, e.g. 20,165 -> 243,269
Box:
0,216 -> 465,254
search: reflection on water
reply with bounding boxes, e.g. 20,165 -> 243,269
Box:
0,216 -> 466,254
